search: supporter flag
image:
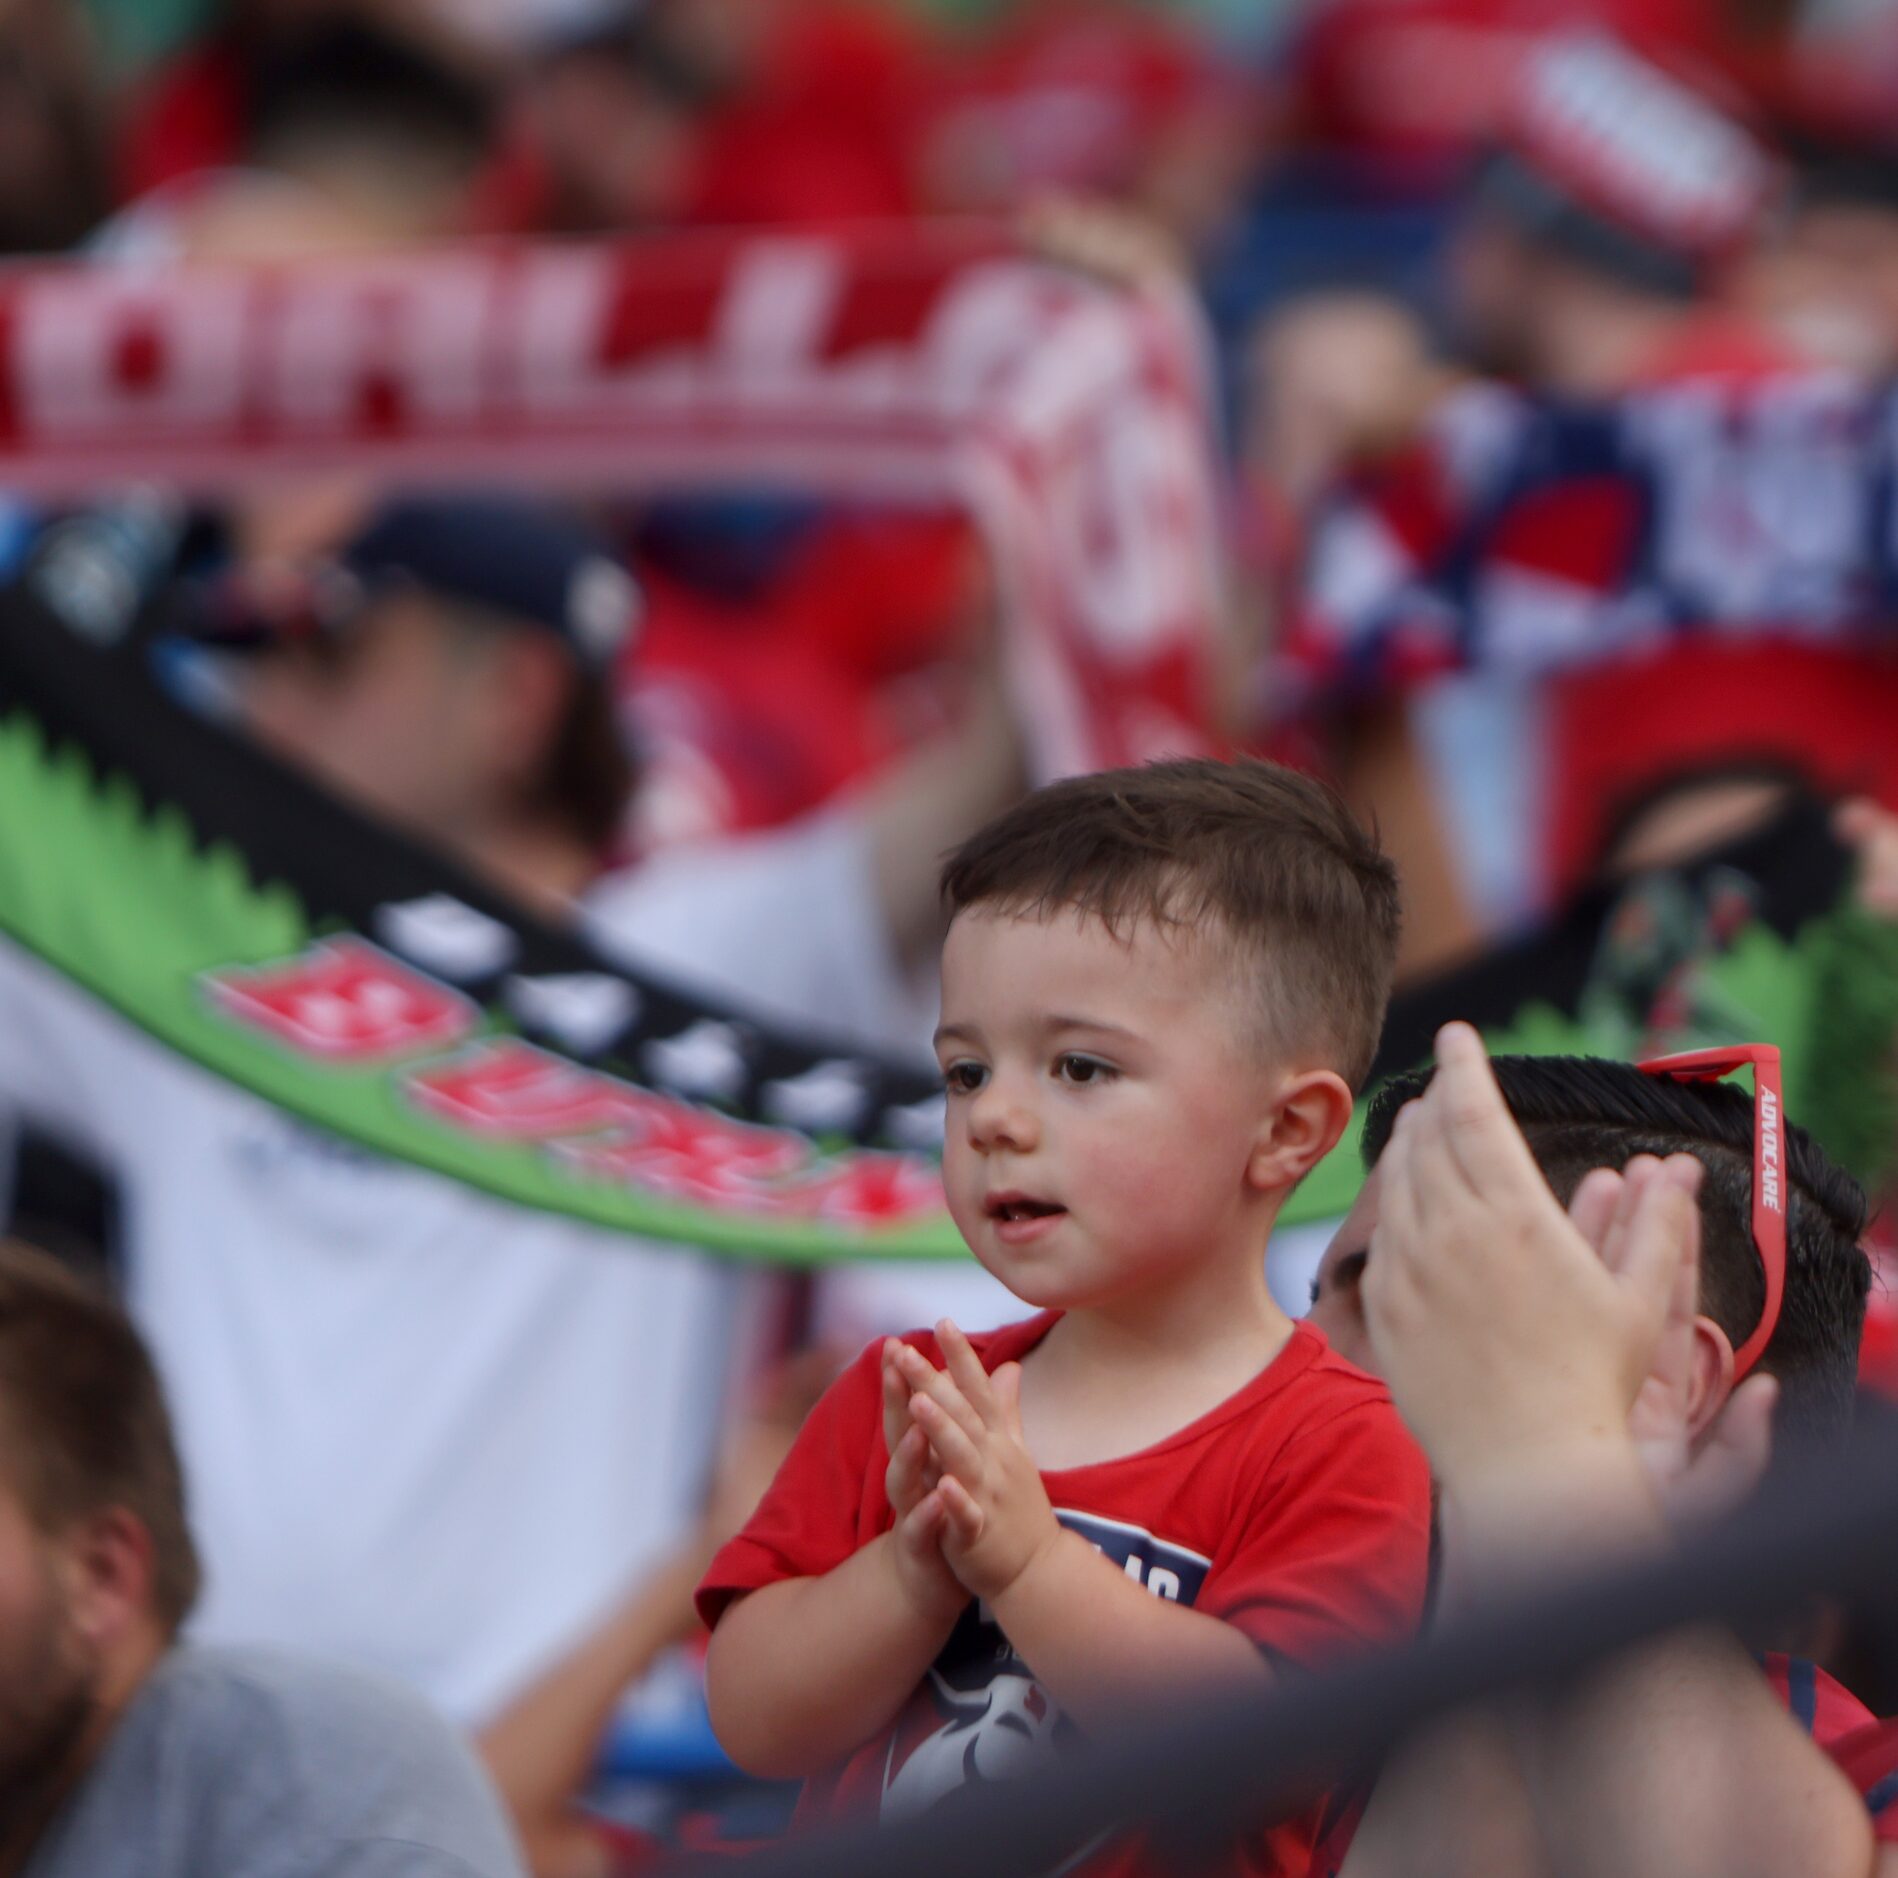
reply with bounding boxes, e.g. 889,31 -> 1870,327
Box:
0,228 -> 1886,1253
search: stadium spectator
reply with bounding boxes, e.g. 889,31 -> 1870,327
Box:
0,0 -> 110,255
654,0 -> 928,228
1309,1027 -> 1897,1874
0,1238 -> 526,1878
0,486 -> 1025,1723
916,0 -> 1257,249
469,9 -> 710,236
698,760 -> 1431,1874
1438,30 -> 1780,396
1276,33 -> 1898,961
1741,129 -> 1898,376
117,7 -> 496,235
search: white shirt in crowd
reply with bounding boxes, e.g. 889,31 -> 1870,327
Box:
0,811 -> 1010,1721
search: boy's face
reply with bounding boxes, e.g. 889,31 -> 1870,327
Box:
935,905 -> 1283,1311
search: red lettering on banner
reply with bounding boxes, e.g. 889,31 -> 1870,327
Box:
404,1038 -> 944,1225
16,272 -> 249,438
559,1101 -> 811,1208
264,259 -> 493,435
406,1039 -> 636,1138
0,233 -> 1222,777
823,269 -> 954,358
599,267 -> 727,365
112,320 -> 163,393
205,937 -> 475,1062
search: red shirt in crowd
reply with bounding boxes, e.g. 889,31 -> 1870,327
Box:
698,1314 -> 1432,1878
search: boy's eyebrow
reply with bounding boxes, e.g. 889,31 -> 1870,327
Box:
1044,1014 -> 1139,1041
932,1014 -> 1140,1050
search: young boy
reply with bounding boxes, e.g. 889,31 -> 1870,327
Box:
697,759 -> 1433,1875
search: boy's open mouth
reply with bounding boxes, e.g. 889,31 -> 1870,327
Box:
986,1193 -> 1065,1224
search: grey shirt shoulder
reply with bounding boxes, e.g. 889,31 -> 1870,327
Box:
26,1646 -> 526,1878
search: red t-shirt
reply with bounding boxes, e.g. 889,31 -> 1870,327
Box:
1760,1654 -> 1898,1846
697,1315 -> 1432,1877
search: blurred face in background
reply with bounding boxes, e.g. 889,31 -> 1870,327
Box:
237,593 -> 516,844
1743,199 -> 1898,375
0,1469 -> 97,1816
521,40 -> 703,231
1445,209 -> 1543,380
1306,1173 -> 1378,1373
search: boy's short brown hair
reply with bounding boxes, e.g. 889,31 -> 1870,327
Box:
940,758 -> 1402,1089
0,1241 -> 200,1633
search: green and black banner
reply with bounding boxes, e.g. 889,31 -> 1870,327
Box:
0,546 -> 1887,1257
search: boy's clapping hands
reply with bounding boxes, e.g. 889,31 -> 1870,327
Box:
880,1340 -> 967,1622
888,1324 -> 1062,1605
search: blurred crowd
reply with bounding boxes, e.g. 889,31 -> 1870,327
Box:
4,0 -> 1898,1875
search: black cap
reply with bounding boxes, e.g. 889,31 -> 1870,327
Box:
339,495 -> 640,670
196,493 -> 641,670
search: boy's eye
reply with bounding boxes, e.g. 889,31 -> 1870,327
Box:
1055,1054 -> 1114,1086
943,1061 -> 988,1095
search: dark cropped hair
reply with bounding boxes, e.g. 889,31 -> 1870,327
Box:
247,18 -> 494,179
0,1241 -> 200,1632
940,758 -> 1402,1089
1363,1055 -> 1871,1446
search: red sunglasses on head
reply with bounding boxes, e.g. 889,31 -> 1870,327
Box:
1635,1042 -> 1785,1381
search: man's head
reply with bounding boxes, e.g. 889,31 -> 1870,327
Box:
229,495 -> 640,872
934,758 -> 1401,1308
519,10 -> 714,234
245,17 -> 495,240
1449,33 -> 1774,385
1742,132 -> 1898,375
0,1242 -> 197,1804
1310,1054 -> 1870,1447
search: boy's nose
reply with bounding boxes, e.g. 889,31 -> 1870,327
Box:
967,1078 -> 1039,1154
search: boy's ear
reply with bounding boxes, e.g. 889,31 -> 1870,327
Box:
1247,1069 -> 1356,1194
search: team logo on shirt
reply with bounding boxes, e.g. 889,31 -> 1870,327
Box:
879,1510 -> 1210,1822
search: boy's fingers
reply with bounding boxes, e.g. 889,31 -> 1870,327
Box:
937,1320 -> 1000,1423
894,1342 -> 986,1446
912,1390 -> 984,1483
903,1487 -> 947,1547
938,1475 -> 986,1546
992,1361 -> 1024,1436
888,1422 -> 929,1486
882,1346 -> 911,1443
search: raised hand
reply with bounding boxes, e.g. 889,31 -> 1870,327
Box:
1568,1164 -> 1779,1527
892,1322 -> 1061,1605
1836,797 -> 1898,918
1362,1022 -> 1703,1495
